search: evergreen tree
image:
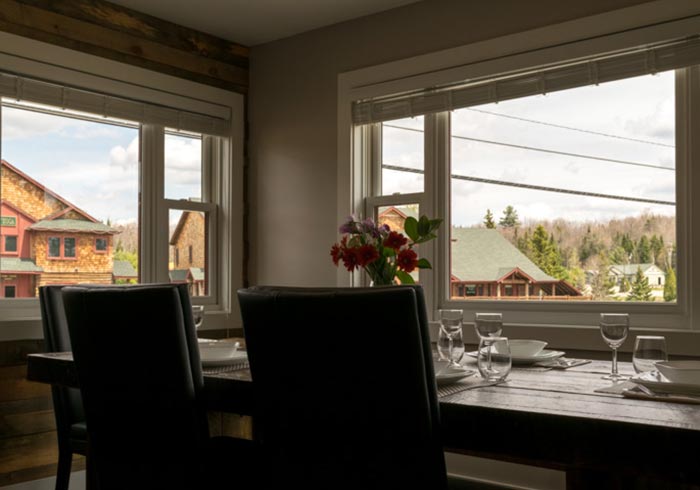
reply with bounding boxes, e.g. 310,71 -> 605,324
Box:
499,205 -> 520,228
650,235 -> 665,267
517,230 -> 530,256
529,225 -> 566,279
663,267 -> 677,302
621,233 -> 634,259
609,245 -> 629,266
579,229 -> 603,264
619,276 -> 630,293
483,209 -> 496,229
636,236 -> 652,263
627,266 -> 653,302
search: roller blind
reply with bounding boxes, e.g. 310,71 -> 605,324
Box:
0,72 -> 231,136
353,36 -> 700,125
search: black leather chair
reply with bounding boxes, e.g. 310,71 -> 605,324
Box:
61,283 -> 256,490
237,285 -> 448,490
39,285 -> 88,490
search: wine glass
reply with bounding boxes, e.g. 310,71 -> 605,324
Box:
477,337 -> 511,382
600,313 -> 629,381
474,313 -> 503,369
633,336 -> 667,376
192,305 -> 205,330
437,309 -> 465,368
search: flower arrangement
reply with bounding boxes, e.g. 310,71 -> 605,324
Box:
330,215 -> 442,285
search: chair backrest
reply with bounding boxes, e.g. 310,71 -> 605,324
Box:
39,285 -> 85,437
237,285 -> 447,490
61,284 -> 207,490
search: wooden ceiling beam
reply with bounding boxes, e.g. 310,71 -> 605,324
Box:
0,0 -> 249,93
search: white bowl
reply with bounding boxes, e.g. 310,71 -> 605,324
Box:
198,339 -> 239,361
496,339 -> 547,358
655,361 -> 700,385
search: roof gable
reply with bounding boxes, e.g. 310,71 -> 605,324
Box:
451,228 -> 556,282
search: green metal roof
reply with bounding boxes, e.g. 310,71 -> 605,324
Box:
169,269 -> 189,282
0,257 -> 43,273
451,228 -> 555,282
190,267 -> 205,281
610,263 -> 661,276
112,260 -> 137,278
28,219 -> 117,234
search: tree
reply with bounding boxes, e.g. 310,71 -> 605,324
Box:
663,267 -> 677,302
499,205 -> 520,228
529,225 -> 566,280
579,229 -> 603,264
483,209 -> 496,229
589,254 -> 615,300
609,245 -> 629,266
636,235 -> 652,263
627,266 -> 653,302
619,276 -> 630,293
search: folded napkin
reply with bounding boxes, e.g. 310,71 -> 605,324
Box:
594,380 -> 638,395
535,358 -> 591,369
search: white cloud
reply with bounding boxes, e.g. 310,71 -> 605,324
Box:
110,137 -> 139,170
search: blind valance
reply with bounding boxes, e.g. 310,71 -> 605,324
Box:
353,36 -> 700,125
0,72 -> 231,136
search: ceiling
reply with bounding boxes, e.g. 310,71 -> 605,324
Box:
108,0 -> 421,46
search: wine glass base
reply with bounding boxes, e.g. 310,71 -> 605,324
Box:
601,374 -> 630,381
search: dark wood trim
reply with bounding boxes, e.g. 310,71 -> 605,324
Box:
0,0 -> 249,93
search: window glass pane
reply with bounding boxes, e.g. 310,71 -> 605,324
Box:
169,209 -> 207,297
165,131 -> 202,201
4,285 -> 15,298
4,236 -> 17,252
48,237 -> 60,257
377,204 -> 421,283
1,103 -> 140,296
381,116 -> 424,195
64,238 -> 76,258
95,238 -> 108,252
450,72 -> 675,303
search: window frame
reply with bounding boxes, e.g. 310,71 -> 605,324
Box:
3,235 -> 17,254
338,9 -> 700,354
0,31 -> 244,334
94,237 -> 108,254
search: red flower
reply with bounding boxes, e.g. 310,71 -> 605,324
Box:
383,231 -> 408,251
356,244 -> 380,267
341,247 -> 361,271
397,248 -> 418,272
330,243 -> 342,265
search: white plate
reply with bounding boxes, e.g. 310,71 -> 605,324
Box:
633,371 -> 700,395
201,350 -> 248,366
466,349 -> 565,365
436,369 -> 475,385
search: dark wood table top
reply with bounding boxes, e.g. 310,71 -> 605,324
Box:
26,352 -> 700,486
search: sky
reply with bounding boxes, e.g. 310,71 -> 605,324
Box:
1,103 -> 201,226
382,70 -> 675,227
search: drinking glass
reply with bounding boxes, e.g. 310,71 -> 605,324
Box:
600,313 -> 629,381
632,336 -> 667,375
192,305 -> 205,329
437,309 -> 465,367
474,313 -> 503,369
478,337 -> 511,382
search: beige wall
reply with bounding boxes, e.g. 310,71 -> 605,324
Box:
248,0 -> 655,287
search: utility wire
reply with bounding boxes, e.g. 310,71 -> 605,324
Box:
464,108 -> 675,148
382,164 -> 675,206
383,124 -> 674,172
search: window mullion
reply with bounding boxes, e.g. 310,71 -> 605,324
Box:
140,123 -> 168,283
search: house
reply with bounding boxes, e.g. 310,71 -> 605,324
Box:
610,263 -> 666,288
451,228 -> 582,300
0,159 -> 119,297
169,211 -> 206,296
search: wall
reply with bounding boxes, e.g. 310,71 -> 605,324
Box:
247,0 -> 656,287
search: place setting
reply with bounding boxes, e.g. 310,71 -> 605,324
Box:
194,305 -> 248,370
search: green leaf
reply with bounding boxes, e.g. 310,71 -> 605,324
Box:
429,218 -> 443,233
417,215 -> 430,236
413,233 -> 437,244
382,247 -> 396,257
404,217 -> 419,241
417,258 -> 432,269
396,270 -> 415,284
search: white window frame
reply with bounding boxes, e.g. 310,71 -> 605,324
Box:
337,3 -> 700,354
0,31 -> 244,339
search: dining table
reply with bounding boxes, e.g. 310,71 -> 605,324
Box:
26,350 -> 700,490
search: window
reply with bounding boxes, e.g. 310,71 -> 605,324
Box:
95,238 -> 108,252
4,236 -> 16,253
4,286 -> 15,298
344,24 -> 700,333
0,38 -> 243,324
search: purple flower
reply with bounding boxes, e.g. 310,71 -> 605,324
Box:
360,218 -> 380,238
339,216 -> 358,234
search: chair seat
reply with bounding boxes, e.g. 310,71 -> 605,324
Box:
202,437 -> 261,489
69,422 -> 88,455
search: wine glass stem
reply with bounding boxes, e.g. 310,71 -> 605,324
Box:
611,348 -> 618,376
487,344 -> 492,369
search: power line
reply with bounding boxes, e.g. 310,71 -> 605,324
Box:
383,124 -> 674,172
464,108 -> 675,149
382,164 -> 675,206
